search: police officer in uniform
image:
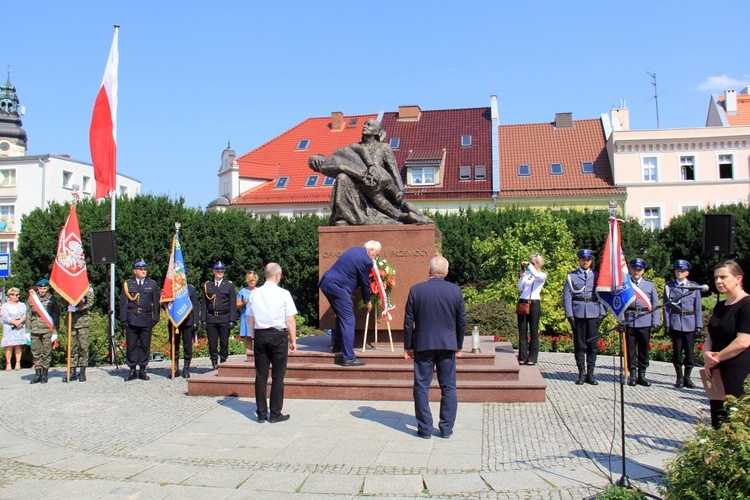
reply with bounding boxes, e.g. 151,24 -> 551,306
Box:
27,279 -> 60,384
663,259 -> 703,389
119,260 -> 160,381
201,261 -> 236,370
63,286 -> 94,382
563,249 -> 606,385
172,273 -> 200,378
624,258 -> 660,387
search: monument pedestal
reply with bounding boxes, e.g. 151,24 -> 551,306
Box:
318,224 -> 441,342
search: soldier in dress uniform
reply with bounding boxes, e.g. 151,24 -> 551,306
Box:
119,260 -> 160,381
201,261 -> 236,370
663,259 -> 703,389
624,258 -> 660,387
63,286 -> 94,382
172,271 -> 200,378
27,278 -> 60,384
563,249 -> 606,385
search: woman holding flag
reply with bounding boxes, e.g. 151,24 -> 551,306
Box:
26,279 -> 60,384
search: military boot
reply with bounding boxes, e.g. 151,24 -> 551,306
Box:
627,372 -> 637,386
40,367 -> 48,383
30,368 -> 42,384
78,366 -> 87,382
575,366 -> 585,385
125,367 -> 137,381
63,367 -> 77,383
683,367 -> 695,389
637,369 -> 651,387
585,366 -> 598,385
138,366 -> 150,380
182,361 -> 190,379
674,367 -> 684,388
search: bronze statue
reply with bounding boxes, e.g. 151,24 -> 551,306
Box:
309,119 -> 432,226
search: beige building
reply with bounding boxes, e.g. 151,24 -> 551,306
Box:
606,106 -> 750,229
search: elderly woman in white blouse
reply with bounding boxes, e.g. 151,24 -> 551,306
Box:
516,253 -> 547,365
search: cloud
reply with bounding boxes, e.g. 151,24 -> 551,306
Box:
696,75 -> 750,92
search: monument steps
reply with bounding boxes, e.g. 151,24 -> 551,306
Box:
187,336 -> 547,403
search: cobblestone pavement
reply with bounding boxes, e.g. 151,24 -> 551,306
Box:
0,351 -> 707,499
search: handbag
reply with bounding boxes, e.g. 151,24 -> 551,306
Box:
515,300 -> 531,315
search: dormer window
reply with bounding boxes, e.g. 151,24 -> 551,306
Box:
550,163 -> 563,175
274,177 -> 289,189
305,175 -> 319,187
581,162 -> 595,174
461,135 -> 472,147
296,139 -> 310,151
322,176 -> 336,186
474,165 -> 486,180
459,166 -> 471,180
389,138 -> 401,149
517,164 -> 531,177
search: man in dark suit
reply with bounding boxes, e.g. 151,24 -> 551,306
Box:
201,261 -> 237,370
119,260 -> 160,381
319,241 -> 381,366
172,274 -> 200,379
403,256 -> 466,439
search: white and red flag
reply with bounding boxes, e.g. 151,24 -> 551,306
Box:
49,205 -> 90,305
596,216 -> 652,320
89,27 -> 118,199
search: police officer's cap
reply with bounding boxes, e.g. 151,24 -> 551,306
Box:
36,278 -> 50,286
213,261 -> 226,270
133,260 -> 148,269
674,259 -> 691,270
629,258 -> 646,269
577,249 -> 594,259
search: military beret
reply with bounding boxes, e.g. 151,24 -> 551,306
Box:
577,249 -> 594,259
674,259 -> 691,270
213,261 -> 226,270
629,258 -> 646,269
133,260 -> 148,269
36,278 -> 50,286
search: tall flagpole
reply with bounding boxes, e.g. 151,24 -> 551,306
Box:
109,25 -> 119,363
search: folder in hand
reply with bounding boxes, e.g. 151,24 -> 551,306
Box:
700,368 -> 726,401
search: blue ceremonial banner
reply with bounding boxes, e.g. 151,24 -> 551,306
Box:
596,217 -> 651,320
160,231 -> 192,327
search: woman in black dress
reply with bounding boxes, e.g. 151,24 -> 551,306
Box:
703,260 -> 750,428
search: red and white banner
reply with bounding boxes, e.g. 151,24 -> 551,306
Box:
89,27 -> 119,199
29,293 -> 56,331
371,260 -> 394,321
49,205 -> 90,305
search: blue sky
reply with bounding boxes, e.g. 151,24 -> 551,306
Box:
3,1 -> 748,208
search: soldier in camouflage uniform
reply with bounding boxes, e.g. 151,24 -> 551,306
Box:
63,287 -> 94,382
26,279 -> 60,384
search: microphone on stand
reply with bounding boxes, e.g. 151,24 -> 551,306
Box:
678,284 -> 710,292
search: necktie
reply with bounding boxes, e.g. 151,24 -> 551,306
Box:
215,281 -> 220,288
138,280 -> 143,286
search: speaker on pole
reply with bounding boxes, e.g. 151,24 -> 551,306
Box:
90,230 -> 117,264
702,214 -> 735,254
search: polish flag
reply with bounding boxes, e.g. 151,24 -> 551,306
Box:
89,27 -> 118,199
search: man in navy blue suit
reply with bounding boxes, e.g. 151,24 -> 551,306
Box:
319,241 -> 381,366
404,256 -> 466,439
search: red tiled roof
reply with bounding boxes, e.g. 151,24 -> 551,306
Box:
232,114 -> 377,205
381,107 -> 494,200
499,119 -> 621,197
718,94 -> 750,126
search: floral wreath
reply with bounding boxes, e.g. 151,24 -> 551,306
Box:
369,257 -> 396,315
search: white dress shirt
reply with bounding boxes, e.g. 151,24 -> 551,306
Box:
248,281 -> 298,330
517,263 -> 547,300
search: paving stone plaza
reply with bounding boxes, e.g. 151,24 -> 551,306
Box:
0,350 -> 706,499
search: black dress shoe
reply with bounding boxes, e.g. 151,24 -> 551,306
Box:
342,359 -> 366,367
269,414 -> 290,423
125,368 -> 137,381
257,414 -> 267,423
211,360 -> 218,370
417,431 -> 431,439
439,431 -> 453,439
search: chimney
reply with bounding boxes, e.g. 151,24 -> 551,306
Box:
554,112 -> 573,129
725,90 -> 738,115
398,105 -> 421,121
331,111 -> 345,131
611,105 -> 630,131
740,86 -> 750,95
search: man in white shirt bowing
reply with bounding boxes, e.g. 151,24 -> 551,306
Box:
246,263 -> 298,423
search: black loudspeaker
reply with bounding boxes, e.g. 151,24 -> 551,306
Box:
702,214 -> 735,254
90,230 -> 117,264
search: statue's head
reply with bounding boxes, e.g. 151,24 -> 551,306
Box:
362,119 -> 382,138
